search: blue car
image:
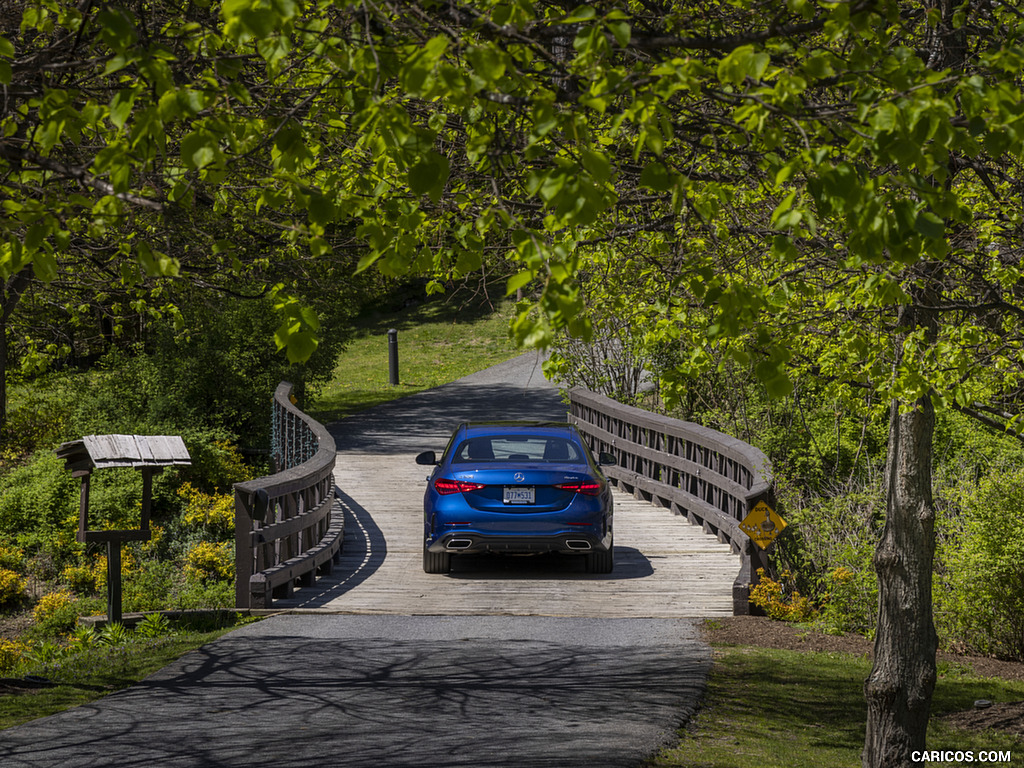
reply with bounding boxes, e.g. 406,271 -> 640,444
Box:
415,421 -> 617,574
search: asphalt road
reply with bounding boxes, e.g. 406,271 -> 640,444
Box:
0,354 -> 715,768
1,616 -> 710,768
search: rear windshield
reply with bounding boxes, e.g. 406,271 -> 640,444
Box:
452,436 -> 584,464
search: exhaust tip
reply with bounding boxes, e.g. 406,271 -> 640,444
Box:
446,539 -> 473,550
565,540 -> 592,551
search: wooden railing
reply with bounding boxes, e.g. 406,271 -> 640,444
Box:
568,387 -> 774,615
233,382 -> 344,609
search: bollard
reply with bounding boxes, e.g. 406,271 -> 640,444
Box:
387,328 -> 399,385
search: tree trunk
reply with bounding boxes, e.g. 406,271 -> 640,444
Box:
0,268 -> 32,438
863,392 -> 938,767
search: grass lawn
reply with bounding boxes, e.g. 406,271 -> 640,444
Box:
0,628 -> 237,730
649,646 -> 1024,768
309,289 -> 521,423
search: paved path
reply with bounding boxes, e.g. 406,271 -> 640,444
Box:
0,353 -> 737,768
1,615 -> 711,768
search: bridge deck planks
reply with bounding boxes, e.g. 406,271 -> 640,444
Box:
273,449 -> 740,618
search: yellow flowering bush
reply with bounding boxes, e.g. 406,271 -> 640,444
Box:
178,483 -> 235,533
87,548 -> 138,591
0,638 -> 28,674
185,541 -> 234,582
749,569 -> 817,622
0,568 -> 26,608
62,564 -> 99,595
33,590 -> 73,624
0,543 -> 24,571
830,566 -> 854,583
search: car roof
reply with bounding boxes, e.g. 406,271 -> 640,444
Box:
458,421 -> 577,437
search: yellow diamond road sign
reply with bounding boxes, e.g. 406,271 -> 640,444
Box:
740,501 -> 786,550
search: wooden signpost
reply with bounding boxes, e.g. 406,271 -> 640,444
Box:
56,435 -> 191,624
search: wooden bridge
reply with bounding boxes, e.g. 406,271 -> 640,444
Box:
233,354 -> 771,618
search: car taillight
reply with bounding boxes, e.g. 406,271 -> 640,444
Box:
557,482 -> 602,497
434,478 -> 487,495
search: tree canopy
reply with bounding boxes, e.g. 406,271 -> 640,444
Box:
5,1 -> 1024,764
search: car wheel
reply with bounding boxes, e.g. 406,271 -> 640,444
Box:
585,545 -> 614,574
423,547 -> 451,574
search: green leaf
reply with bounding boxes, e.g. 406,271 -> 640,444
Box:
109,89 -> 136,130
717,46 -> 769,86
408,151 -> 450,202
506,270 -> 534,296
755,359 -> 794,398
871,103 -> 900,133
582,149 -> 611,183
914,211 -> 945,239
466,45 -> 506,83
23,220 -> 48,253
181,131 -> 218,170
606,20 -> 630,47
639,162 -> 673,191
307,193 -> 335,226
32,249 -> 58,282
276,327 -> 318,363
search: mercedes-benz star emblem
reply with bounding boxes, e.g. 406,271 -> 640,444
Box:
514,473 -> 525,483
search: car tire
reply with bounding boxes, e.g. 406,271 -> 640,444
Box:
423,547 -> 451,574
585,546 -> 614,574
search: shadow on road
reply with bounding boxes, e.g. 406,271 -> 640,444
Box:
328,380 -> 567,454
0,619 -> 709,768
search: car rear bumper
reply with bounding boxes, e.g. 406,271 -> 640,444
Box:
427,530 -> 611,556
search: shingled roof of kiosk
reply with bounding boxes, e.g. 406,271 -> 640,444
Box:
56,434 -> 192,473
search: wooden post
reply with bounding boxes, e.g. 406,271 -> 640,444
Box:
106,541 -> 122,624
234,489 -> 253,609
77,472 -> 90,538
140,467 -> 160,532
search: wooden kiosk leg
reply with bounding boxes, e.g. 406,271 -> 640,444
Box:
107,541 -> 122,625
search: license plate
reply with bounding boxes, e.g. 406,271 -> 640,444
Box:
503,486 -> 536,505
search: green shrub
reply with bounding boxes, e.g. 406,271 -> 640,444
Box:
1,373 -> 79,465
169,579 -> 234,611
0,451 -> 78,539
135,613 -> 172,638
66,625 -> 99,651
98,622 -> 132,646
773,481 -> 881,636
935,467 -> 1024,659
122,559 -> 180,613
28,640 -> 68,663
62,563 -> 99,595
816,565 -> 878,638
